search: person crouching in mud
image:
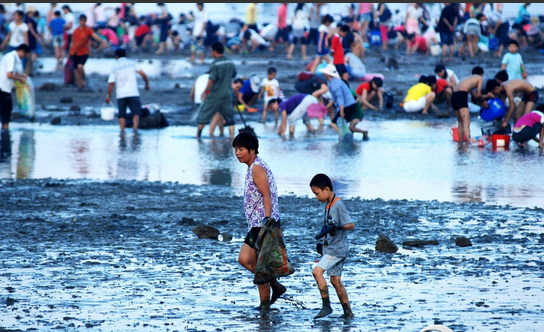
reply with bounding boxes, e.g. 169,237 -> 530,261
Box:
233,132 -> 286,310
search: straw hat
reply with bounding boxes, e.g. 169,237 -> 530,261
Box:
27,6 -> 36,13
319,64 -> 340,79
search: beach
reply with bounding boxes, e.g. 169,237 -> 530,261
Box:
1,34 -> 544,332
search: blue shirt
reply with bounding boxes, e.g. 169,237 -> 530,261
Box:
49,17 -> 66,36
502,52 -> 524,81
279,94 -> 307,114
328,77 -> 356,109
239,79 -> 255,98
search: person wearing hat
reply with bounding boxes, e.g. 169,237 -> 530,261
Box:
236,75 -> 260,111
319,64 -> 368,140
268,94 -> 320,137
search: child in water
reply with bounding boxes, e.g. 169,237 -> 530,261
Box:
310,173 -> 355,319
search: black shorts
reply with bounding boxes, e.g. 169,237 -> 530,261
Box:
292,36 -> 307,45
451,91 -> 469,111
117,96 -> 142,118
522,90 -> 539,104
135,34 -> 147,46
244,227 -> 262,249
0,90 -> 13,125
513,123 -> 542,144
335,64 -> 348,78
71,54 -> 88,67
308,28 -> 318,45
275,27 -> 289,43
332,103 -> 357,123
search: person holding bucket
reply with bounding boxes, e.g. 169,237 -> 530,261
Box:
105,48 -> 150,133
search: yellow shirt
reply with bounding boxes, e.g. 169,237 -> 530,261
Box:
404,83 -> 431,102
246,3 -> 257,25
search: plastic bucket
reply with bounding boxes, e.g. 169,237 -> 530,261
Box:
491,134 -> 510,150
451,127 -> 468,142
480,98 -> 506,121
100,104 -> 116,121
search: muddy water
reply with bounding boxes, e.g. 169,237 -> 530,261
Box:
1,121 -> 544,209
1,179 -> 543,332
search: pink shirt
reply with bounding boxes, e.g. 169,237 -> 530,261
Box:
359,3 -> 372,14
277,4 -> 287,29
101,28 -> 119,46
514,111 -> 544,128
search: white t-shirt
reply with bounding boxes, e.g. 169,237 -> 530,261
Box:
345,52 -> 366,72
107,57 -> 142,99
192,9 -> 208,37
260,77 -> 280,104
94,5 -> 107,22
193,74 -> 209,104
0,50 -> 23,93
8,22 -> 29,48
64,12 -> 76,34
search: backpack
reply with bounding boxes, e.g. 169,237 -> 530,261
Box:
384,91 -> 394,109
295,72 -> 327,95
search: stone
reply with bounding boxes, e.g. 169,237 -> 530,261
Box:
219,233 -> 233,242
192,225 -> 220,240
455,237 -> 472,247
375,234 -> 398,253
60,97 -> 73,103
38,82 -> 56,91
402,239 -> 439,247
50,117 -> 61,125
70,105 -> 81,111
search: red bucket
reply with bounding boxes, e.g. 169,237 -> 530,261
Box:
491,134 -> 510,150
451,127 -> 468,142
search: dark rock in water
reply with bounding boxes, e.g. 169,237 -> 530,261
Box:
70,105 -> 81,111
220,233 -> 233,242
38,82 -> 56,91
87,111 -> 99,118
402,239 -> 439,247
60,97 -> 73,103
376,234 -> 398,253
51,117 -> 61,125
179,217 -> 195,225
174,83 -> 181,89
456,237 -> 472,247
192,225 -> 220,239
6,297 -> 17,306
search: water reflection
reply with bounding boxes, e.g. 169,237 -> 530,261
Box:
16,129 -> 35,179
117,133 -> 142,181
0,130 -> 12,177
198,138 -> 233,186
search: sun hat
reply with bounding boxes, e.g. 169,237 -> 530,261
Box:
319,64 -> 340,79
250,75 -> 261,93
307,103 -> 328,119
27,6 -> 36,12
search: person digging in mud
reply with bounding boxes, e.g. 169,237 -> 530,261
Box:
233,132 -> 286,311
310,173 -> 355,319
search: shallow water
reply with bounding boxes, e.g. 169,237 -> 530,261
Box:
1,119 -> 543,208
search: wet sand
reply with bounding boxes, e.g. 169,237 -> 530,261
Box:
2,46 -> 544,331
1,179 -> 543,331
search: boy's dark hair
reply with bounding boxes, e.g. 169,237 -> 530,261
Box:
232,132 -> 259,154
472,66 -> 484,75
197,3 -> 204,7
426,75 -> 437,86
434,64 -> 446,75
79,14 -> 87,21
267,98 -> 282,107
15,43 -> 31,53
14,10 -> 24,17
485,79 -> 501,93
495,70 -> 509,82
54,10 -> 61,16
339,24 -> 350,33
371,77 -> 383,88
476,13 -> 485,20
322,14 -> 334,24
418,75 -> 428,84
508,39 -> 519,48
267,66 -> 277,75
233,78 -> 244,85
535,104 -> 544,113
211,41 -> 224,54
115,48 -> 127,58
310,173 -> 333,191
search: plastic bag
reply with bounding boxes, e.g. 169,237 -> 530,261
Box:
337,118 -> 353,142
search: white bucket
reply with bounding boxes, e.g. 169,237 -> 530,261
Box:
100,104 -> 116,121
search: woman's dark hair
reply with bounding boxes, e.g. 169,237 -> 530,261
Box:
310,173 -> 333,191
232,132 -> 259,154
434,64 -> 446,76
295,3 -> 305,13
322,14 -> 334,24
426,75 -> 437,86
418,75 -> 428,84
535,104 -> 544,113
233,78 -> 244,85
371,77 -> 383,88
495,70 -> 509,82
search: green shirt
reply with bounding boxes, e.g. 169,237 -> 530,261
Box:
209,55 -> 237,98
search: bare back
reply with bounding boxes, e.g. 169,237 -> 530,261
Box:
503,79 -> 535,95
455,75 -> 483,93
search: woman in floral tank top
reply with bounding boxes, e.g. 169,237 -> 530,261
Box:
232,132 -> 285,311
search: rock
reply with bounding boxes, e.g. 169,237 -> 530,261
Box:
87,111 -> 99,118
38,82 -> 56,91
70,105 -> 81,111
455,237 -> 472,247
375,234 -> 398,253
402,239 -> 439,247
60,97 -> 73,103
50,117 -> 61,125
192,225 -> 220,240
174,83 -> 181,89
219,233 -> 233,242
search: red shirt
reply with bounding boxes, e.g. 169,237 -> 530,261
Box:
435,79 -> 449,94
409,36 -> 428,52
330,34 -> 345,65
70,26 -> 94,56
135,24 -> 151,37
277,4 -> 287,29
355,82 -> 371,96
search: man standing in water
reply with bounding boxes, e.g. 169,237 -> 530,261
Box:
233,132 -> 287,310
196,41 -> 237,139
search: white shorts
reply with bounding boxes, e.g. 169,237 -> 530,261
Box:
287,95 -> 318,125
316,254 -> 345,277
403,96 -> 427,113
